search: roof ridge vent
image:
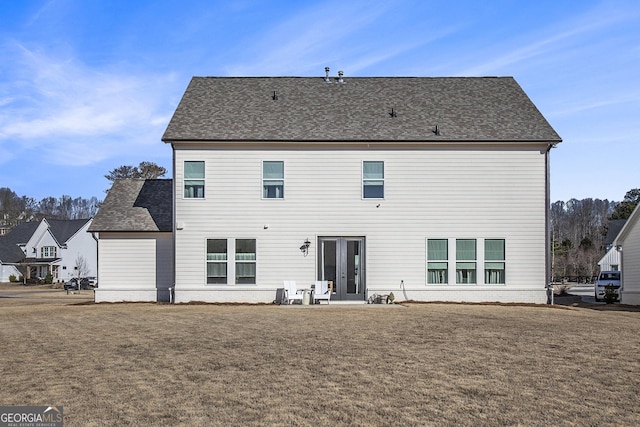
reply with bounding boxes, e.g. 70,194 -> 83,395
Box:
324,67 -> 331,83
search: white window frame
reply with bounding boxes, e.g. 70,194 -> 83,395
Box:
206,238 -> 257,285
41,246 -> 57,258
184,161 -> 205,199
362,161 -> 384,199
262,161 -> 284,199
456,239 -> 477,284
235,239 -> 257,284
206,239 -> 228,284
484,239 -> 506,285
426,239 -> 448,284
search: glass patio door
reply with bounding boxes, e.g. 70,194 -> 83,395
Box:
318,237 -> 365,301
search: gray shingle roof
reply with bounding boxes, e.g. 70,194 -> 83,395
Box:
162,76 -> 561,143
605,219 -> 627,245
0,222 -> 39,263
88,179 -> 173,232
48,219 -> 91,244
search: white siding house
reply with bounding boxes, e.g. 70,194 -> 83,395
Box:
598,219 -> 626,272
0,218 -> 96,283
613,204 -> 640,305
88,179 -> 173,302
161,75 -> 562,304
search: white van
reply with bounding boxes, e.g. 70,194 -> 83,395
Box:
594,271 -> 621,302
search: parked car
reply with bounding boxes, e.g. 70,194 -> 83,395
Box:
594,271 -> 621,302
63,278 -> 79,290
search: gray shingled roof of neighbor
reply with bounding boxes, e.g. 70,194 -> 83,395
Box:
0,219 -> 91,263
162,76 -> 562,143
0,222 -> 39,263
88,179 -> 173,232
48,219 -> 92,244
604,219 -> 627,245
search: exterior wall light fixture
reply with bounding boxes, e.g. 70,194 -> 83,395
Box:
300,238 -> 311,256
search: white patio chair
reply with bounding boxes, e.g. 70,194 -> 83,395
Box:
283,280 -> 303,304
313,280 -> 331,304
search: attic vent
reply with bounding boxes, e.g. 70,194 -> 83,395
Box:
272,91 -> 278,100
433,125 -> 441,136
338,70 -> 344,84
324,67 -> 331,83
389,108 -> 397,118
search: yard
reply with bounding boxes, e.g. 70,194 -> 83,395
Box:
0,283 -> 639,426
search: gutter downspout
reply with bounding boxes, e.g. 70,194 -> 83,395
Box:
545,142 -> 558,304
171,142 -> 177,304
92,232 -> 99,303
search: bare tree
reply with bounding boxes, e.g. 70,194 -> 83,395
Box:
75,255 -> 90,281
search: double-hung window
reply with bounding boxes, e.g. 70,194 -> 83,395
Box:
41,246 -> 57,258
363,161 -> 384,199
184,161 -> 205,198
456,239 -> 476,284
235,239 -> 256,284
485,239 -> 505,284
427,239 -> 448,284
263,161 -> 284,199
206,239 -> 227,284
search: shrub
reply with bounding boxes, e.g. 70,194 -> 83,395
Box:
604,285 -> 618,304
44,273 -> 53,284
8,274 -> 16,282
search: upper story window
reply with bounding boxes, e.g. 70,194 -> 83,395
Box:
363,161 -> 384,199
263,161 -> 284,199
41,246 -> 57,258
184,161 -> 205,199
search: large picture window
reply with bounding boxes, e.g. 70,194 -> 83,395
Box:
485,239 -> 505,284
363,161 -> 384,199
184,161 -> 205,198
262,161 -> 284,199
206,239 -> 227,284
456,239 -> 476,284
427,239 -> 448,284
235,239 -> 256,284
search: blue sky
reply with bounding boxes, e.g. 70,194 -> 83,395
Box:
0,0 -> 638,203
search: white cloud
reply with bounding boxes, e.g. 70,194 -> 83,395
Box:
0,42 -> 178,165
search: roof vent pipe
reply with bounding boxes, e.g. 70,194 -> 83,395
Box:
324,67 -> 331,83
338,70 -> 344,84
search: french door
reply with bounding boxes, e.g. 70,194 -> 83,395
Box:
318,237 -> 365,301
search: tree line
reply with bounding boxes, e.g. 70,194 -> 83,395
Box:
550,189 -> 639,280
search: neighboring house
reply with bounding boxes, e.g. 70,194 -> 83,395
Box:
88,179 -> 173,302
155,74 -> 561,304
598,219 -> 626,272
612,204 -> 640,305
0,218 -> 96,283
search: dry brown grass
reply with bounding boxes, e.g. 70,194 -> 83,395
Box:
1,284 -> 639,426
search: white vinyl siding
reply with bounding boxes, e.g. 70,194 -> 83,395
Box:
174,145 -> 547,303
98,238 -> 156,288
94,233 -> 173,302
